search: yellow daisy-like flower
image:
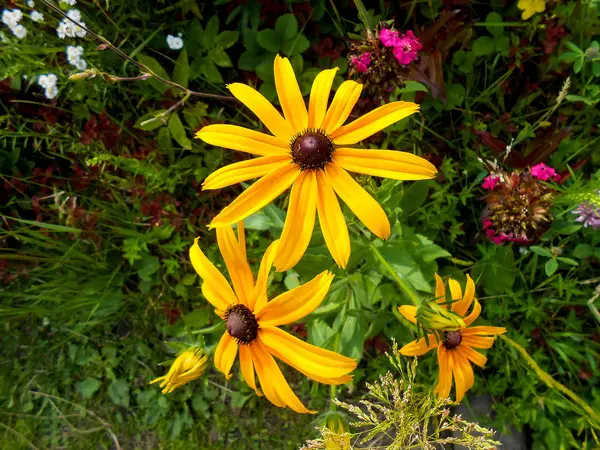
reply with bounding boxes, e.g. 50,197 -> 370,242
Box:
398,274 -> 506,402
325,417 -> 351,450
517,0 -> 545,20
196,55 -> 437,272
189,222 -> 357,414
150,347 -> 208,394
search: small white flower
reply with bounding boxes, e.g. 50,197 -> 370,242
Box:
2,9 -> 23,28
30,11 -> 43,22
66,45 -> 84,64
11,24 -> 27,39
64,0 -> 77,5
75,59 -> 87,70
66,9 -> 82,21
27,1 -> 35,7
56,9 -> 86,39
166,34 -> 184,50
37,74 -> 58,99
45,84 -> 58,99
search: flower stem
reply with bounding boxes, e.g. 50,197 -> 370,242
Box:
500,334 -> 600,425
370,243 -> 420,306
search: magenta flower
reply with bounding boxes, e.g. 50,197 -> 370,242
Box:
482,175 -> 500,190
392,31 -> 422,65
351,52 -> 371,73
530,163 -> 557,181
572,202 -> 600,229
379,28 -> 400,47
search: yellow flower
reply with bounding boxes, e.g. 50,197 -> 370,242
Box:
189,222 -> 357,414
325,417 -> 351,450
150,347 -> 208,394
517,0 -> 545,20
398,274 -> 506,402
196,55 -> 437,272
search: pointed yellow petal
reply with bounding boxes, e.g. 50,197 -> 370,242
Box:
453,274 -> 475,317
399,334 -> 437,356
259,327 -> 356,384
324,163 -> 390,239
457,348 -> 475,390
196,124 -> 289,156
227,84 -> 294,141
210,164 -> 300,227
316,171 -> 350,269
321,80 -> 363,134
332,148 -> 437,181
452,351 -> 468,402
249,241 -> 279,311
398,305 -> 418,324
448,278 -> 463,312
250,339 -> 315,413
216,226 -> 255,304
190,238 -> 237,310
460,345 -> 487,368
308,68 -> 338,129
462,326 -> 507,336
460,335 -> 496,349
202,155 -> 292,190
237,221 -> 246,261
434,344 -> 453,399
462,300 -> 482,327
214,333 -> 238,380
435,273 -> 446,303
239,344 -> 261,396
331,101 -> 419,145
274,55 -> 307,133
274,170 -> 317,272
255,271 -> 334,326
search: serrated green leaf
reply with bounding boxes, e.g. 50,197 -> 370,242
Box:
202,16 -> 220,49
215,30 -> 239,49
108,379 -> 130,407
238,51 -> 261,71
168,113 -> 192,150
208,47 -> 233,67
200,59 -> 224,84
281,35 -> 310,56
77,378 -> 102,399
255,61 -> 275,82
275,14 -> 298,41
257,29 -> 280,53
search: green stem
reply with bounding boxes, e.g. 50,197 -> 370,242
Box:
370,243 -> 420,306
500,334 -> 600,426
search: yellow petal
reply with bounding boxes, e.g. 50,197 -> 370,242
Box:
308,68 -> 338,129
460,335 -> 496,349
448,278 -> 462,312
274,55 -> 307,133
324,163 -> 390,239
216,226 -> 255,304
434,273 -> 446,303
434,343 -> 452,399
399,335 -> 437,356
316,171 -> 350,269
453,274 -> 475,317
460,345 -> 487,368
196,124 -> 289,156
190,238 -> 237,310
249,241 -> 279,311
255,271 -> 334,326
227,84 -> 294,141
321,80 -> 363,134
398,305 -> 417,324
210,164 -> 300,227
237,220 -> 246,261
250,339 -> 315,413
452,351 -> 469,402
274,170 -> 318,272
331,101 -> 419,145
239,344 -> 261,396
202,155 -> 292,190
332,148 -> 437,181
462,300 -> 482,327
259,327 -> 356,383
462,326 -> 507,336
457,349 -> 475,390
214,333 -> 238,380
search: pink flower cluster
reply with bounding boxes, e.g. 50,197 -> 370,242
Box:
530,163 -> 561,182
379,29 -> 422,65
350,52 -> 371,73
483,219 -> 530,245
482,175 -> 500,190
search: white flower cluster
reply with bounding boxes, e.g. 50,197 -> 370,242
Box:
66,45 -> 87,70
64,0 -> 78,5
166,34 -> 184,50
30,11 -> 44,23
57,9 -> 87,39
38,74 -> 58,100
2,9 -> 27,39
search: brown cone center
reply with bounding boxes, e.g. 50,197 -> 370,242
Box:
225,304 -> 258,344
291,131 -> 333,170
444,331 -> 462,350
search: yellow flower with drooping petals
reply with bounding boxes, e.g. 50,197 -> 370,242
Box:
189,222 -> 357,414
150,347 -> 208,394
517,0 -> 545,20
398,274 -> 506,402
196,55 -> 437,272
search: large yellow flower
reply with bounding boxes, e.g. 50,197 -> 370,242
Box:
196,55 -> 437,272
398,274 -> 506,402
189,222 -> 357,414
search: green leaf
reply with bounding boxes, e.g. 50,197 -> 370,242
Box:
1,215 -> 81,233
281,35 -> 310,56
495,35 -> 510,55
472,36 -> 496,56
545,258 -> 558,276
485,12 -> 504,37
200,59 -> 224,84
135,110 -> 167,131
446,83 -> 466,108
530,246 -> 553,258
339,288 -> 366,360
168,113 -> 192,150
565,94 -> 596,105
565,41 -> 584,55
257,29 -> 280,53
108,379 -> 130,407
136,254 -> 160,281
215,30 -> 239,49
238,51 -> 262,71
77,378 -> 102,399
573,244 -> 593,259
172,49 -> 190,89
183,309 -> 211,328
275,14 -> 298,41
398,81 -> 429,94
202,16 -> 220,49
208,47 -> 233,67
556,257 -> 578,266
558,52 -> 581,63
255,62 -> 275,82
574,58 -> 584,74
259,82 -> 277,102
182,102 -> 208,129
137,54 -> 170,93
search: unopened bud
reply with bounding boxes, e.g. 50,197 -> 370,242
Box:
417,301 -> 465,331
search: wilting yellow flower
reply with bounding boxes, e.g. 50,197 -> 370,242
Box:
150,347 -> 207,394
398,274 -> 506,402
324,417 -> 351,450
517,0 -> 545,20
189,222 -> 357,413
196,55 -> 437,272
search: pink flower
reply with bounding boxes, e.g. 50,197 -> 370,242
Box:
482,175 -> 500,190
392,31 -> 422,65
351,52 -> 371,73
379,28 -> 399,47
530,163 -> 557,181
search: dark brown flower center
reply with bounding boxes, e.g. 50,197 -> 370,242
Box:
225,304 -> 258,344
291,130 -> 333,170
444,331 -> 462,350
